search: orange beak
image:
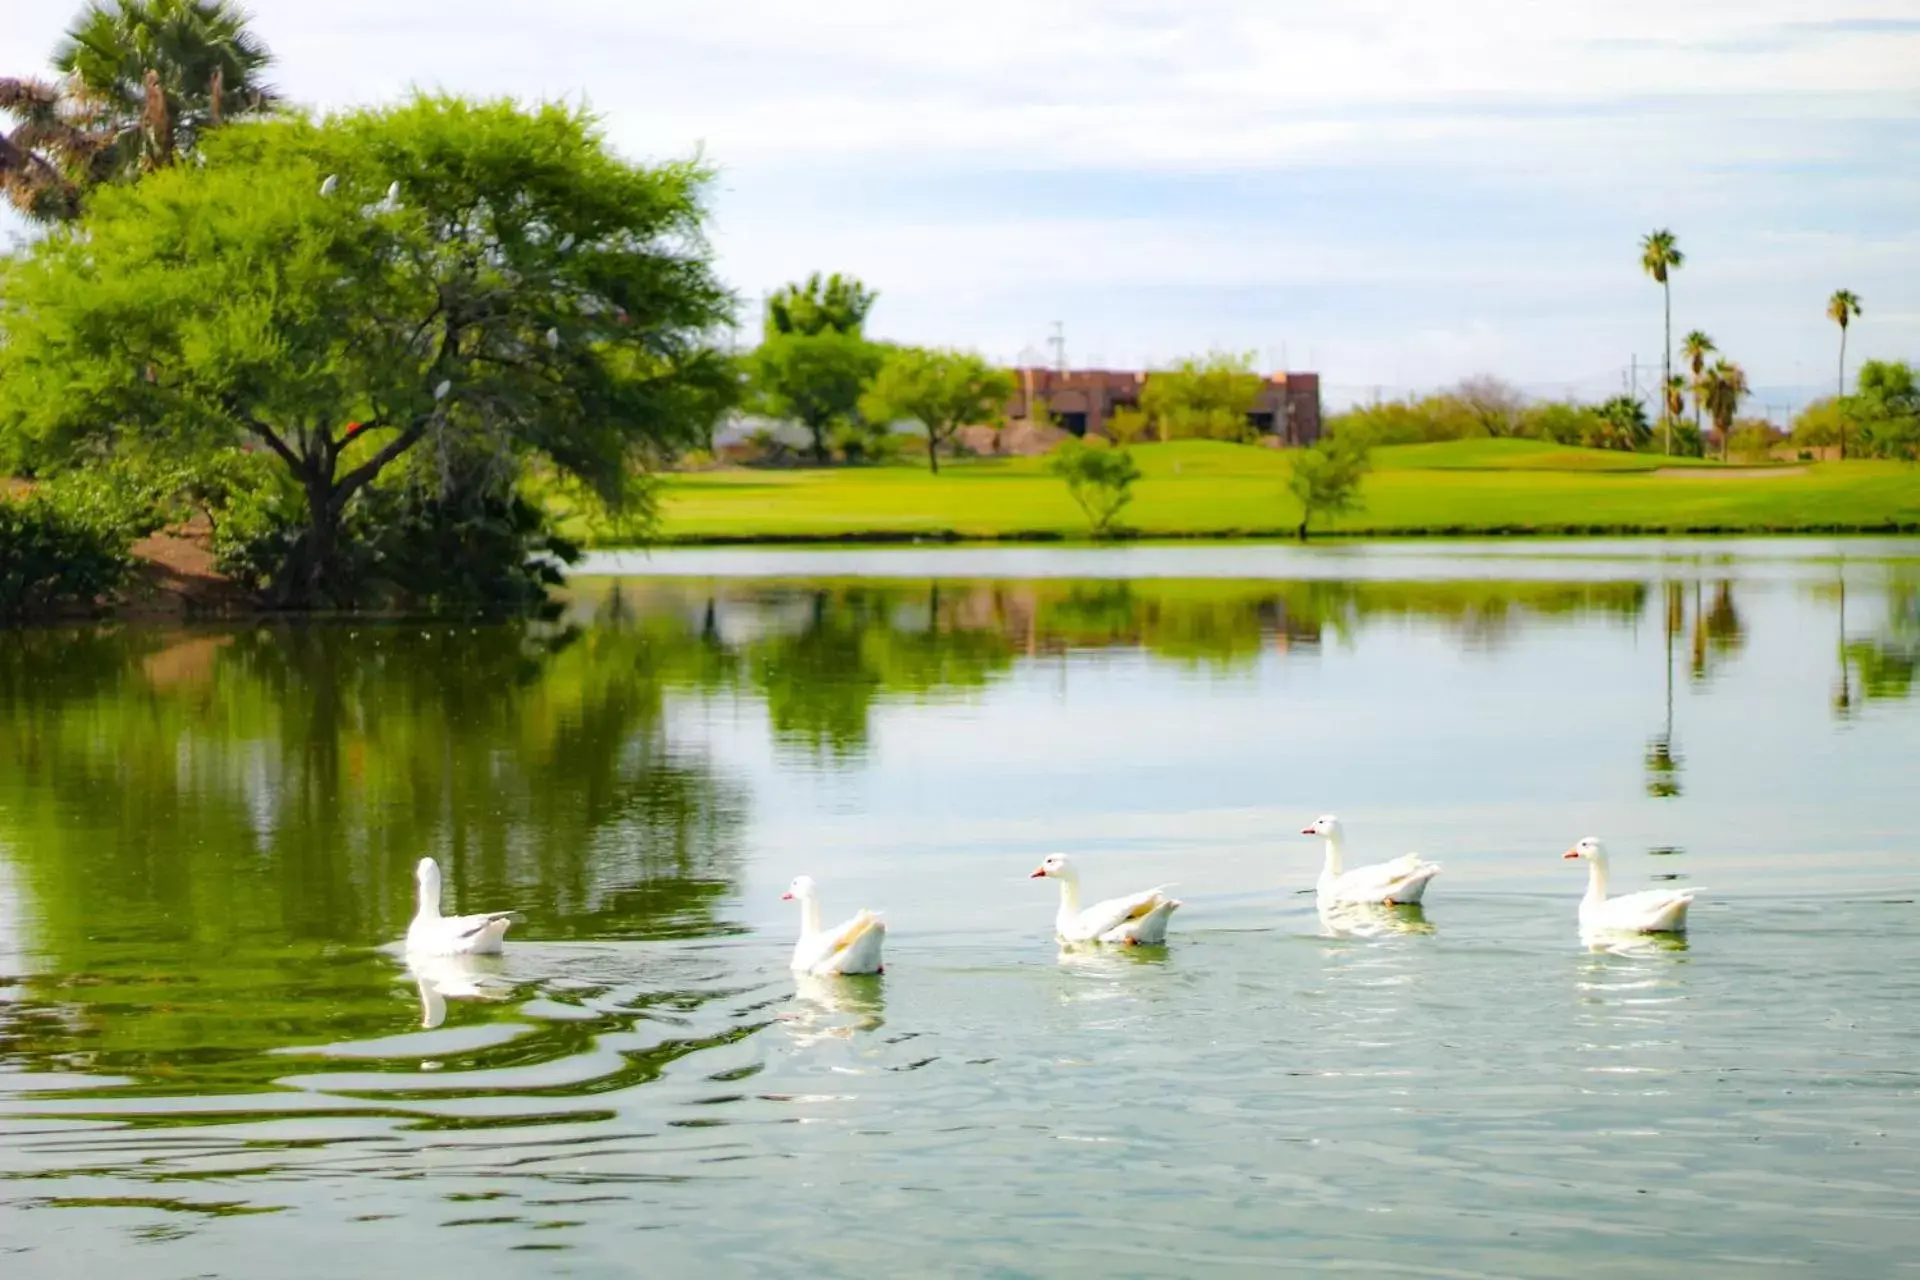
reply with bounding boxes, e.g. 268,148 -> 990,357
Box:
1561,849 -> 1580,860
780,891 -> 794,899
1029,868 -> 1047,879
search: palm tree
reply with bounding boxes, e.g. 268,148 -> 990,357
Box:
1681,330 -> 1716,437
1665,375 -> 1687,448
1701,358 -> 1749,461
1827,289 -> 1862,459
1641,230 -> 1684,455
54,0 -> 277,167
1,0 -> 274,221
0,77 -> 100,221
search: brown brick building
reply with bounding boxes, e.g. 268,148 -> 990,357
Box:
1005,367 -> 1322,445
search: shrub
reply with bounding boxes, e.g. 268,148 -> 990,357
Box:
1727,420 -> 1784,462
1106,406 -> 1151,445
1286,436 -> 1370,541
0,468 -> 163,618
1048,440 -> 1142,538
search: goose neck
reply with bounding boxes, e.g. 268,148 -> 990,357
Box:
1320,832 -> 1346,881
798,896 -> 823,938
1054,874 -> 1082,917
1586,850 -> 1611,902
415,873 -> 441,921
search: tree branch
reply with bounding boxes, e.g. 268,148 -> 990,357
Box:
332,416 -> 428,505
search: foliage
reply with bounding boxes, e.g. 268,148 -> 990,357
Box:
1681,330 -> 1716,431
1106,405 -> 1150,445
1285,435 -> 1371,540
1047,439 -> 1141,537
0,466 -> 167,617
752,330 -> 885,464
0,93 -> 735,609
1522,400 -> 1601,446
763,271 -> 876,338
1791,398 -> 1843,449
1,0 -> 278,221
1448,375 -> 1526,438
1700,359 -> 1750,461
1593,395 -> 1652,452
1726,419 -> 1783,462
1141,351 -> 1263,442
859,346 -> 1014,474
1849,360 -> 1920,461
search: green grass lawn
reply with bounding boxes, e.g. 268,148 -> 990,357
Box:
627,439 -> 1920,545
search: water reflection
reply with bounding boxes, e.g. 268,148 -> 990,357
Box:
782,973 -> 887,1045
1316,900 -> 1436,939
406,953 -> 513,1030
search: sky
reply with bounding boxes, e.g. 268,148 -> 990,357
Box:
5,0 -> 1919,411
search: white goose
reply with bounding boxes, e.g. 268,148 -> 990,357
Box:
784,875 -> 886,975
1030,853 -> 1180,945
1302,815 -> 1442,906
1564,837 -> 1695,934
405,856 -> 517,955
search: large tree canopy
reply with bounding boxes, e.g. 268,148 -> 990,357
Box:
0,93 -> 736,604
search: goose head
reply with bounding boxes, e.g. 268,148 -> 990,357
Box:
1029,853 -> 1077,882
1563,837 -> 1604,861
781,874 -> 817,903
1302,814 -> 1342,838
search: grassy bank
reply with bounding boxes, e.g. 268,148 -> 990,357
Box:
632,439 -> 1920,545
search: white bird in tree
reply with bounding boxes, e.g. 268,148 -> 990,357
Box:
546,327 -> 561,350
319,174 -> 339,197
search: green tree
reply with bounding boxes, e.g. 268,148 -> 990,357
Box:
764,271 -> 877,338
1681,330 -> 1715,436
1850,359 -> 1920,461
1048,439 -> 1141,538
1700,360 -> 1749,461
752,330 -> 885,464
859,346 -> 1014,474
1141,350 -> 1263,441
1640,229 -> 1684,455
1450,374 -> 1526,438
0,94 -> 735,607
1827,289 -> 1862,457
1,0 -> 278,222
1286,435 -> 1370,541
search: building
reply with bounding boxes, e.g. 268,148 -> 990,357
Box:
1005,367 -> 1322,445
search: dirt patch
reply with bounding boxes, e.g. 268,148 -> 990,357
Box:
1654,466 -> 1809,480
123,513 -> 248,618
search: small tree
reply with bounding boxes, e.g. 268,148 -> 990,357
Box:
1701,359 -> 1749,461
1286,436 -> 1369,541
858,347 -> 1014,474
1106,405 -> 1150,445
752,330 -> 884,464
764,271 -> 876,338
1048,439 -> 1141,538
1141,350 -> 1263,441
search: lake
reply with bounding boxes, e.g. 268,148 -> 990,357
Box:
2,538 -> 1917,1277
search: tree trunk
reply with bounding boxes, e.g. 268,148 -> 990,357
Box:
809,419 -> 830,465
1297,516 -> 1309,542
1838,326 -> 1848,461
927,432 -> 940,475
1662,282 -> 1673,456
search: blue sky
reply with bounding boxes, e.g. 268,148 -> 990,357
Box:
6,0 -> 1918,410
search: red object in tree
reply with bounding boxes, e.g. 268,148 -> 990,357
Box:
344,421 -> 364,438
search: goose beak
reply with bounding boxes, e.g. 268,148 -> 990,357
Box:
1028,868 -> 1047,879
1562,849 -> 1581,860
780,891 -> 794,900
1300,826 -> 1316,835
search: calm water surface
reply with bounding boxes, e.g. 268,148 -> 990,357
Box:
2,539 -> 1917,1277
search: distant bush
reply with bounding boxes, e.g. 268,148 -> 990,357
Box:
1727,419 -> 1784,462
1106,406 -> 1151,446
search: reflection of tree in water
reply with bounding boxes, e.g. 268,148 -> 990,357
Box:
1690,580 -> 1746,683
1646,580 -> 1686,798
0,619 -> 750,952
1837,569 -> 1919,712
